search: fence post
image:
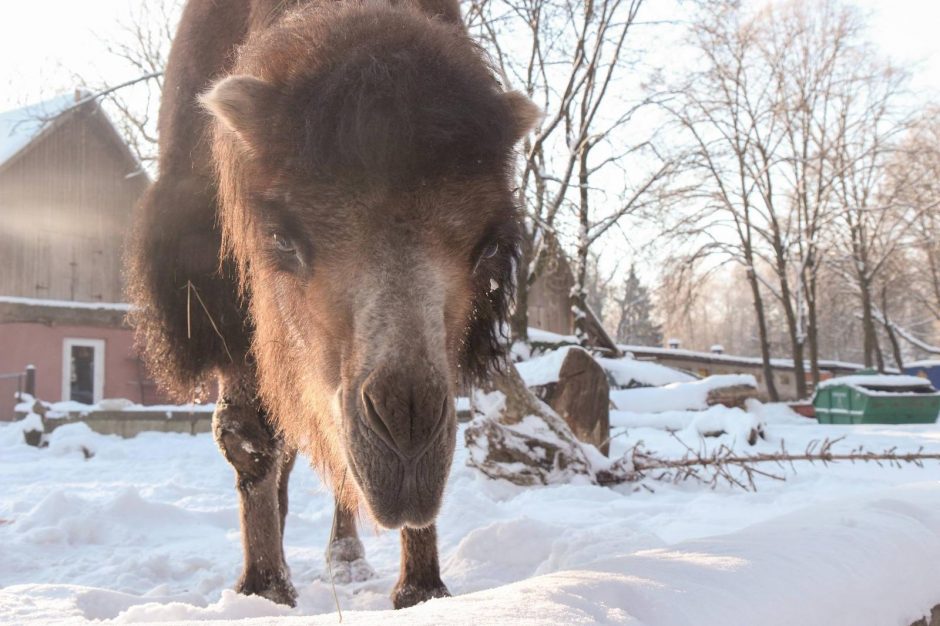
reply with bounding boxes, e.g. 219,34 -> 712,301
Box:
24,365 -> 36,397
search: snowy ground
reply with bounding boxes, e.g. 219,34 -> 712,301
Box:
4,403 -> 940,624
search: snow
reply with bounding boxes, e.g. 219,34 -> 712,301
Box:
610,404 -> 762,440
526,327 -> 578,345
818,374 -> 936,391
908,360 -> 940,368
597,356 -> 695,388
620,343 -> 875,373
6,362 -> 940,624
15,397 -> 215,419
15,410 -> 44,435
515,346 -> 694,389
0,295 -> 131,311
515,345 -> 576,387
5,415 -> 940,624
611,374 -> 757,413
0,94 -> 82,167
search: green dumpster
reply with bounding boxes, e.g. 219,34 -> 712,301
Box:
813,374 -> 940,424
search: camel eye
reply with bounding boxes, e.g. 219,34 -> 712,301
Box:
472,241 -> 499,275
272,233 -> 296,254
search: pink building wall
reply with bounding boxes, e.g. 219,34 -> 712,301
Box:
0,322 -> 164,419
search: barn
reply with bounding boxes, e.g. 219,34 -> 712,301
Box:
0,91 -> 157,418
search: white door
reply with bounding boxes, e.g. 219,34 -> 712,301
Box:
62,338 -> 105,405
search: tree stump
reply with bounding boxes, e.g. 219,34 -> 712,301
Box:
535,347 -> 610,456
465,364 -> 595,486
22,400 -> 48,448
706,383 -> 759,409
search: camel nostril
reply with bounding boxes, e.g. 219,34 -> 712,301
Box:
359,378 -> 451,460
362,391 -> 398,454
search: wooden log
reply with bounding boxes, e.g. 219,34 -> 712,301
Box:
535,347 -> 611,456
706,383 -> 759,409
465,364 -> 594,486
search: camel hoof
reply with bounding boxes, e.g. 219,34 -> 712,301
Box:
236,566 -> 298,607
325,556 -> 377,584
324,537 -> 376,583
392,581 -> 450,609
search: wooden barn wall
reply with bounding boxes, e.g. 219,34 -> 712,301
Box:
0,109 -> 147,302
528,248 -> 575,336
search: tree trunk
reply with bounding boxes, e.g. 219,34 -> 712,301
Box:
572,148 -> 591,347
883,316 -> 905,371
805,274 -> 821,387
746,266 -> 779,401
777,267 -> 808,399
881,287 -> 904,371
535,347 -> 610,455
859,278 -> 884,371
511,234 -> 533,342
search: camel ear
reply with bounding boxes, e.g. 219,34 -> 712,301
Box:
503,90 -> 542,142
200,75 -> 278,144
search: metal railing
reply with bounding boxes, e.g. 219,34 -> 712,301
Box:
1,366 -> 35,420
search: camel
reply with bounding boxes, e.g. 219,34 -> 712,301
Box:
127,0 -> 538,609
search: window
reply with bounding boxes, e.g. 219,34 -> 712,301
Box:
62,339 -> 105,404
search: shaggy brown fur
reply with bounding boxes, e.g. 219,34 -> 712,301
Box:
127,0 -> 538,609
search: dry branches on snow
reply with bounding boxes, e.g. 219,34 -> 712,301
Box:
596,436 -> 940,491
466,363 -> 940,491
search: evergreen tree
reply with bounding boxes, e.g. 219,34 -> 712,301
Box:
615,266 -> 662,346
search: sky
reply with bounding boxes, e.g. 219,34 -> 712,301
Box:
0,0 -> 938,287
2,0 -> 940,110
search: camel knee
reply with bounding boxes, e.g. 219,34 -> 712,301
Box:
213,403 -> 283,488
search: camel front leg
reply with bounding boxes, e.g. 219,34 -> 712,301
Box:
213,380 -> 297,607
392,524 -> 450,609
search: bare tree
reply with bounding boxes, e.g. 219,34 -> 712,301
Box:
79,0 -> 180,170
887,109 -> 940,327
664,1 -> 783,399
826,54 -> 913,371
761,0 -> 865,386
467,0 -> 680,345
663,0 -> 916,394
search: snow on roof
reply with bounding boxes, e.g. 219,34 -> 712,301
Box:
620,343 -> 871,372
818,374 -> 935,390
0,92 -> 85,168
526,327 -> 578,344
0,295 -> 130,311
908,360 -> 940,369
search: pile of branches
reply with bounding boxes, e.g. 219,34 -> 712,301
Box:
595,437 -> 940,491
466,366 -> 940,491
